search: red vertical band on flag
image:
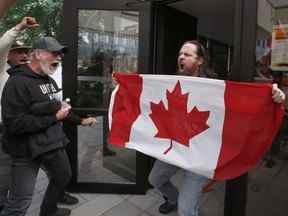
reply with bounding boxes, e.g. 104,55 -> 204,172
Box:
214,81 -> 284,180
108,73 -> 143,147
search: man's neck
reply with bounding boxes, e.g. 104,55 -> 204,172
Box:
177,70 -> 199,77
7,60 -> 18,68
27,62 -> 45,76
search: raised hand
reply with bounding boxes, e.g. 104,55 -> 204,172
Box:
15,16 -> 39,31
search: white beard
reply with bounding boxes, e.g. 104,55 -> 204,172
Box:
40,60 -> 58,76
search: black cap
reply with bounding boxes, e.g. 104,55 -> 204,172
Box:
32,37 -> 67,53
10,40 -> 31,52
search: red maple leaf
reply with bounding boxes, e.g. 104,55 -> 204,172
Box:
149,81 -> 210,154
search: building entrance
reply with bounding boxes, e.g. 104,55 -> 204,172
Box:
63,0 -> 153,194
63,1 -> 258,215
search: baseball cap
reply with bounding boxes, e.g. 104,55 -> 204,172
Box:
10,40 -> 31,52
32,37 -> 67,53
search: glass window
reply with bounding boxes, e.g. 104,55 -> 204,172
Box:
77,10 -> 139,109
77,10 -> 139,184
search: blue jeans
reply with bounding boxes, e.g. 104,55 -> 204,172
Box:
0,149 -> 71,216
149,160 -> 208,216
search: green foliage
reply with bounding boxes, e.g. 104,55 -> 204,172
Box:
0,0 -> 63,44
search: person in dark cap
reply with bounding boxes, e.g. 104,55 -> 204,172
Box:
0,36 -> 96,216
32,37 -> 80,206
31,36 -> 67,76
1,37 -> 79,211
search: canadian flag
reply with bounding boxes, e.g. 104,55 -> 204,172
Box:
108,73 -> 284,180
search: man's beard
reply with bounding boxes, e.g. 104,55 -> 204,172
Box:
177,63 -> 199,77
177,69 -> 201,77
39,60 -> 58,76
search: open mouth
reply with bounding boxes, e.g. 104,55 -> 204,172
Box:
51,62 -> 59,68
179,62 -> 185,71
20,59 -> 28,64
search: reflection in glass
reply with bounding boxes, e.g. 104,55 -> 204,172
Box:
77,10 -> 139,184
77,116 -> 136,184
77,10 -> 139,108
198,36 -> 231,80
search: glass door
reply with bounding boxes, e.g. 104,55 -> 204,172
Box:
77,10 -> 139,185
62,0 -> 153,194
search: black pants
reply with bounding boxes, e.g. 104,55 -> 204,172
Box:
0,148 -> 72,216
0,125 -> 11,208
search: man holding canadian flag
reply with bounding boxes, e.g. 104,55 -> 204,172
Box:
108,41 -> 285,216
